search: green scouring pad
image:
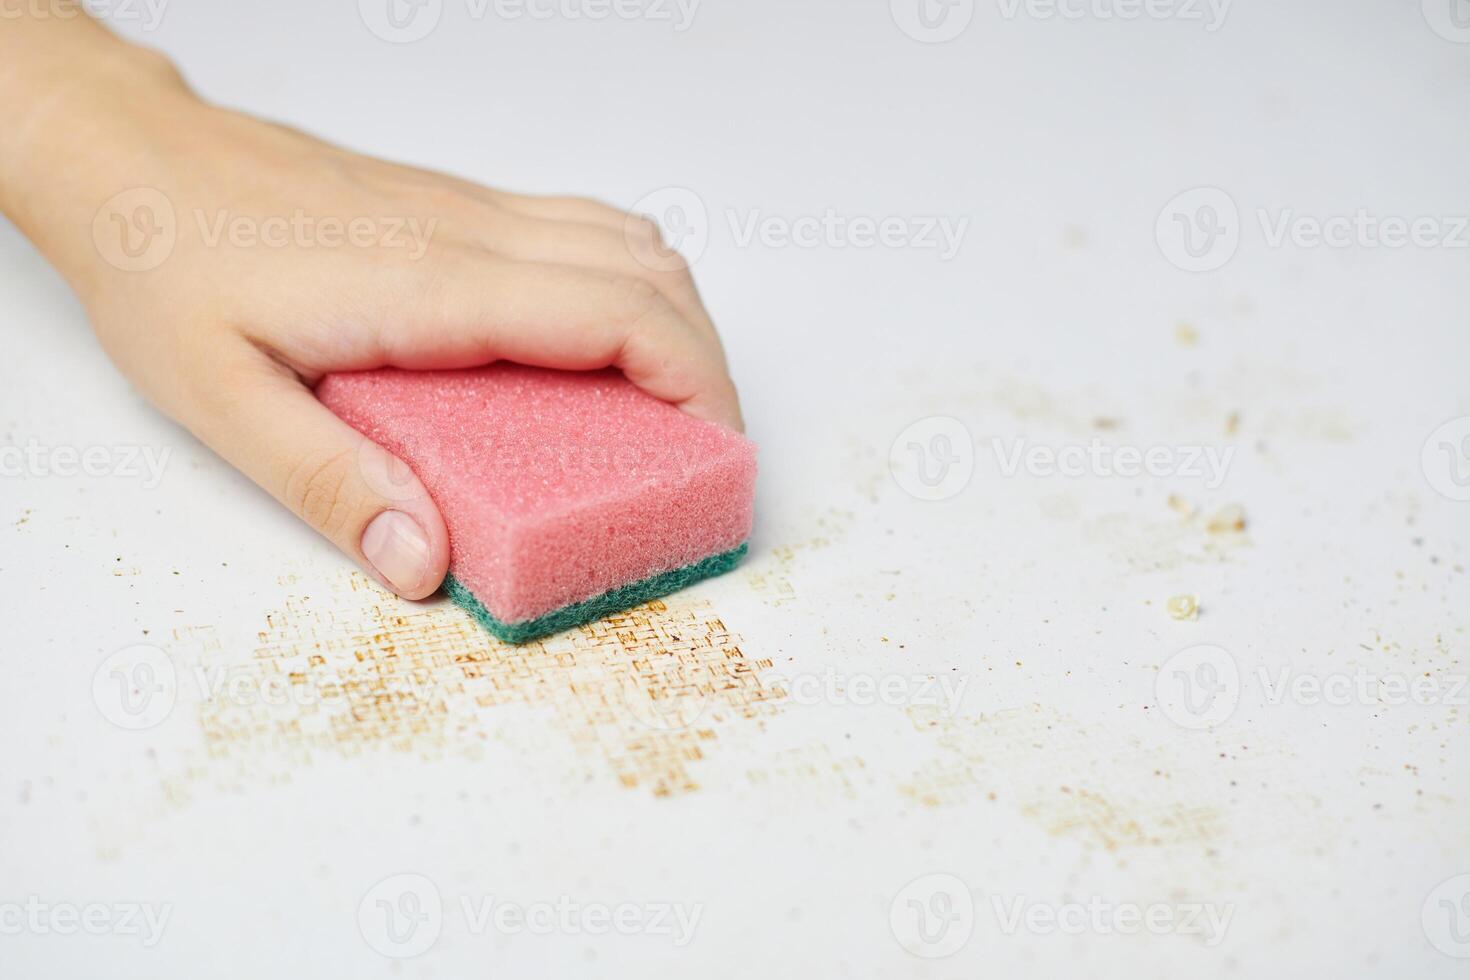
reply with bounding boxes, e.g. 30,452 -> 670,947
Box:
444,544 -> 748,644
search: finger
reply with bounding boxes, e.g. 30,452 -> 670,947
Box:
479,197 -> 705,326
376,256 -> 743,430
377,167 -> 625,233
481,191 -> 627,232
463,208 -> 721,340
348,172 -> 730,363
193,349 -> 451,599
374,168 -> 653,252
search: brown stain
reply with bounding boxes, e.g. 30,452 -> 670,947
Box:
746,509 -> 855,607
1083,498 -> 1252,574
898,705 -> 1230,851
173,572 -> 783,797
1020,787 -> 1225,851
745,549 -> 801,607
744,742 -> 875,803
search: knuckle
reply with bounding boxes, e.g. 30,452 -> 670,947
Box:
641,239 -> 688,277
415,181 -> 473,212
409,253 -> 469,317
134,46 -> 190,92
283,448 -> 360,540
621,220 -> 690,278
616,228 -> 689,285
614,276 -> 669,326
570,194 -> 621,218
630,214 -> 664,245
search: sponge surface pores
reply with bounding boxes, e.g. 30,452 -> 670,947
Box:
317,365 -> 756,638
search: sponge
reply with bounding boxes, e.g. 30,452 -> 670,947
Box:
317,365 -> 756,643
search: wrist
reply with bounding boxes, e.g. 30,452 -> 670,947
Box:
0,31 -> 201,293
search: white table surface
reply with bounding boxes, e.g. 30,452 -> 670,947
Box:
2,0 -> 1468,976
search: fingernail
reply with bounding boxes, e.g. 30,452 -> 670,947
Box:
361,510 -> 431,595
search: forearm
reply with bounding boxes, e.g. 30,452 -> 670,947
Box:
0,4 -> 195,291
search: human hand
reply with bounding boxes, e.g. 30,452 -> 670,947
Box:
1,30 -> 741,601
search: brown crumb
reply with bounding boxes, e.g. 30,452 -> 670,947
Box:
1205,504 -> 1247,534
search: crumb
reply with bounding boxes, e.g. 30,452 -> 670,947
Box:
1174,322 -> 1199,347
1205,504 -> 1247,534
1167,494 -> 1195,518
1167,594 -> 1200,621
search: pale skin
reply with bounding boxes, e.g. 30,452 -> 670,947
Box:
0,7 -> 742,600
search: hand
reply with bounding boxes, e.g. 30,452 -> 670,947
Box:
1,29 -> 742,601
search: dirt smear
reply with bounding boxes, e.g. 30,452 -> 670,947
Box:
170,572 -> 784,797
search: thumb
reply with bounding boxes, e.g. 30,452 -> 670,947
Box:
196,360 -> 450,599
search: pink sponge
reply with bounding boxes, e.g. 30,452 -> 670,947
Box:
317,365 -> 756,642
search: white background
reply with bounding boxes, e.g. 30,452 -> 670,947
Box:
2,0 -> 1469,976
